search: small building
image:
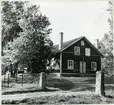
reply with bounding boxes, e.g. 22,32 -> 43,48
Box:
52,33 -> 104,76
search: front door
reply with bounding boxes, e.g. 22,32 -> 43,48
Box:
80,61 -> 86,73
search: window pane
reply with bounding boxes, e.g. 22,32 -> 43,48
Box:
91,62 -> 97,71
74,46 -> 80,55
85,48 -> 90,56
69,61 -> 70,66
71,61 -> 72,66
81,40 -> 84,46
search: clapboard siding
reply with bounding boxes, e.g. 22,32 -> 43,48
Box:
53,36 -> 103,75
62,37 -> 101,73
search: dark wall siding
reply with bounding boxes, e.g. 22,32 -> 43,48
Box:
62,53 -> 101,73
64,38 -> 99,56
62,38 -> 101,73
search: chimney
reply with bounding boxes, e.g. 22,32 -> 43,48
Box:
59,32 -> 63,50
59,32 -> 63,76
96,39 -> 99,49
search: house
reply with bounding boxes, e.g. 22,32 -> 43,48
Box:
52,32 -> 104,76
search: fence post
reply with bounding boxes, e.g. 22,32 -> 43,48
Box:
95,70 -> 105,96
39,72 -> 46,89
22,72 -> 23,86
7,74 -> 9,87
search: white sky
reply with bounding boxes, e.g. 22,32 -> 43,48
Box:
31,0 -> 109,45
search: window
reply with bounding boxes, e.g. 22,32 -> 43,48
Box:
85,48 -> 90,56
91,62 -> 97,71
68,60 -> 74,70
74,46 -> 80,55
81,40 -> 85,46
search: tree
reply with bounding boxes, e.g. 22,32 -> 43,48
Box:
1,1 -> 26,75
2,1 -> 53,74
1,1 -> 26,48
99,1 -> 113,76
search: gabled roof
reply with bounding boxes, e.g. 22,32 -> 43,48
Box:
52,36 -> 83,53
52,36 -> 104,57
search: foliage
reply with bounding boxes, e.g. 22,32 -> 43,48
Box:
1,1 -> 26,48
2,1 -> 53,73
99,1 -> 114,76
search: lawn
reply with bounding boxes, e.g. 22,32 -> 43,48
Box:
2,91 -> 114,104
2,73 -> 114,104
46,74 -> 114,92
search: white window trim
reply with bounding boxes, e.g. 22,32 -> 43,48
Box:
74,46 -> 80,55
85,48 -> 91,56
91,62 -> 97,71
81,40 -> 85,46
67,60 -> 74,70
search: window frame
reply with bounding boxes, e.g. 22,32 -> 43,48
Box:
91,62 -> 97,71
74,46 -> 80,55
67,60 -> 74,70
81,40 -> 85,46
85,48 -> 91,56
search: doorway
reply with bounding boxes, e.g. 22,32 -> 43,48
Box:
80,61 -> 86,73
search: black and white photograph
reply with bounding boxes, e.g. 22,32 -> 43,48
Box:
1,0 -> 114,104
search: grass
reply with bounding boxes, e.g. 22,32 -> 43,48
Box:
2,87 -> 59,95
2,73 -> 40,90
2,73 -> 114,104
2,92 -> 114,104
46,75 -> 114,92
2,73 -> 114,93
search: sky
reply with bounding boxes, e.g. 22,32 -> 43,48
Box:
31,0 -> 109,45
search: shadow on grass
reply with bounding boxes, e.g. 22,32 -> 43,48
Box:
104,76 -> 114,84
46,78 -> 75,90
2,88 -> 58,95
83,78 -> 95,84
46,77 -> 96,91
105,85 -> 114,90
71,84 -> 95,92
76,85 -> 95,91
105,95 -> 114,98
83,75 -> 114,84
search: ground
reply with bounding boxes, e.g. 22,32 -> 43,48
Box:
2,73 -> 114,104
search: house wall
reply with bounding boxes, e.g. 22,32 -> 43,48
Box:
62,38 -> 101,73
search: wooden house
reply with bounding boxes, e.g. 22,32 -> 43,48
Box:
52,32 -> 104,76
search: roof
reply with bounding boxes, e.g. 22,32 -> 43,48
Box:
52,36 -> 84,53
52,36 -> 104,57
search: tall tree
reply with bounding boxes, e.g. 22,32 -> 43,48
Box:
2,1 -> 53,74
1,1 -> 26,48
99,1 -> 113,76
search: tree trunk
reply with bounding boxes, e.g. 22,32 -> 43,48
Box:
10,64 -> 13,77
10,63 -> 18,78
